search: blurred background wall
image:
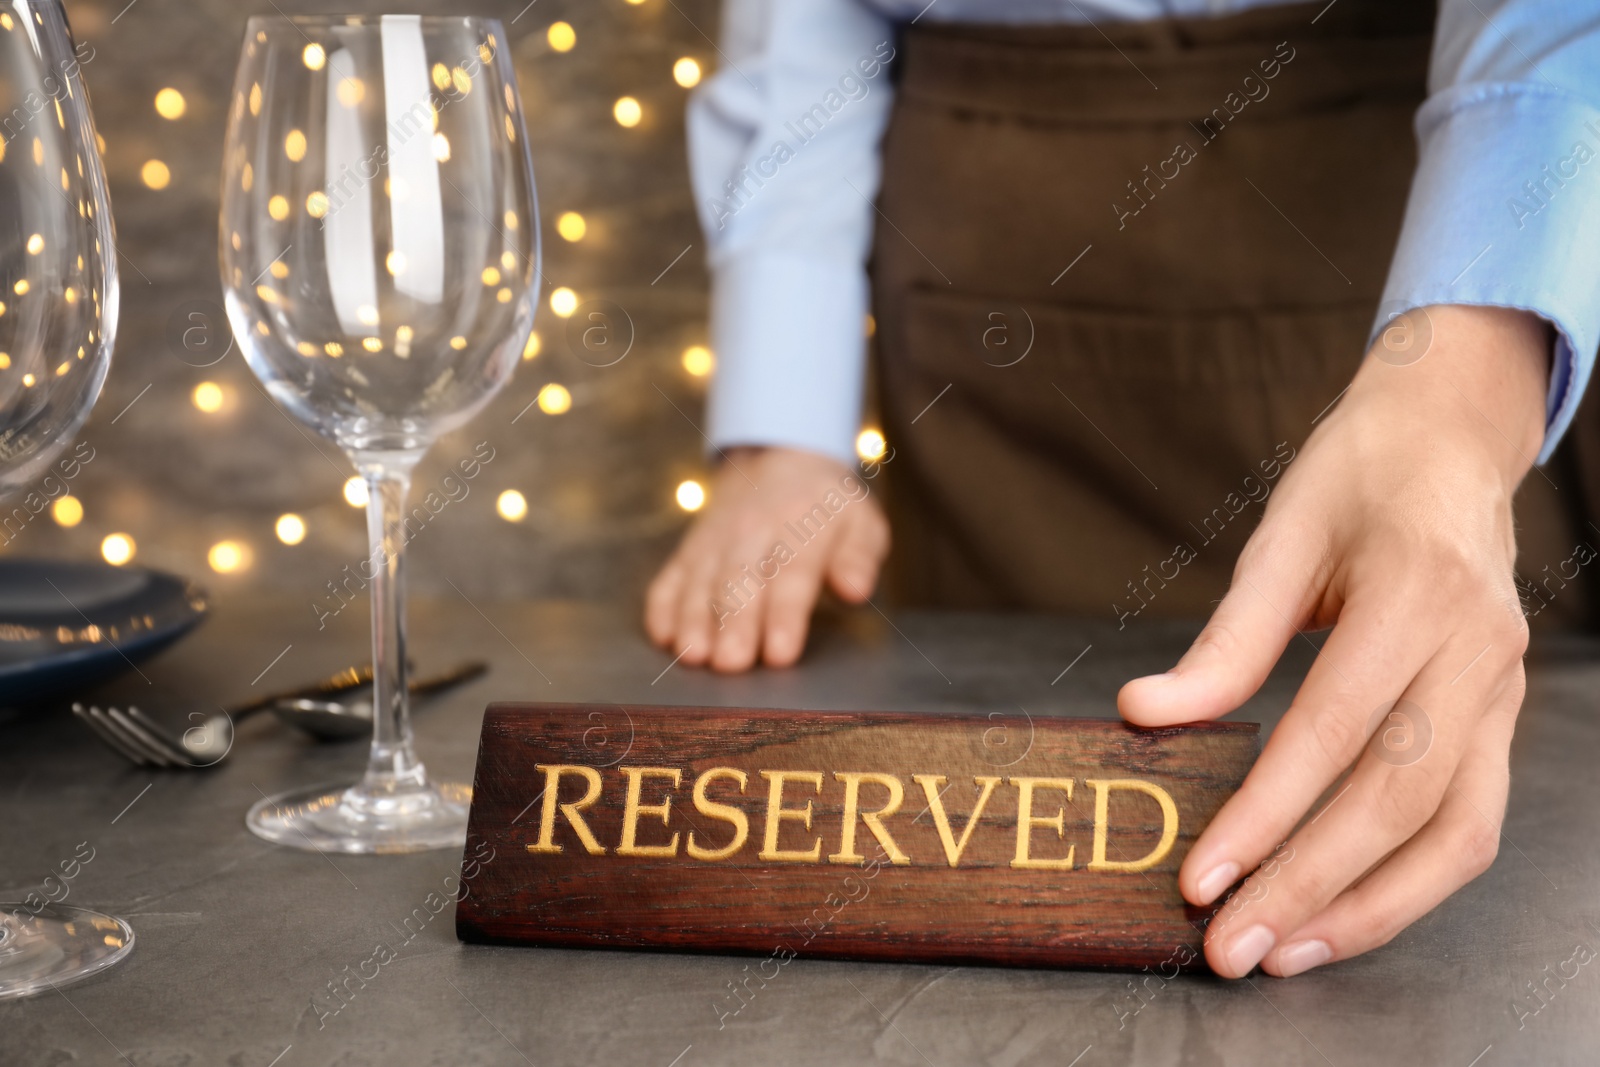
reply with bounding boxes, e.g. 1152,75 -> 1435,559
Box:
17,0 -> 731,608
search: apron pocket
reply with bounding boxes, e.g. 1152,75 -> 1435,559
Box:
879,286 -> 1368,613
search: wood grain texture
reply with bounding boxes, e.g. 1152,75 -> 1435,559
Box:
455,703 -> 1258,971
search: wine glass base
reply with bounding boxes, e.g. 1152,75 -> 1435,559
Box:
247,780 -> 472,854
0,905 -> 135,1000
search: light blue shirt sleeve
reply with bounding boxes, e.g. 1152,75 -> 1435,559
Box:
1373,0 -> 1600,464
686,0 -> 896,468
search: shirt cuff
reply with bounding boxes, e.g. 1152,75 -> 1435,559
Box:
1372,83 -> 1600,464
706,251 -> 867,468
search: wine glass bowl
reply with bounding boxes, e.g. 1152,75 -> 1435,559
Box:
220,15 -> 538,459
0,1 -> 116,498
0,0 -> 132,999
220,14 -> 538,854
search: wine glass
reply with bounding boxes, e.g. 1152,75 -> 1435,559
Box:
220,14 -> 539,853
0,0 -> 134,998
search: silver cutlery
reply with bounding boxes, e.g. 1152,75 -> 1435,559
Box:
72,661 -> 487,768
271,661 -> 488,740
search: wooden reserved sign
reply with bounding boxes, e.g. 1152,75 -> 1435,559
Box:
455,703 -> 1257,970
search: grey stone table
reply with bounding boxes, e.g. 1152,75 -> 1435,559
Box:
2,596 -> 1598,1066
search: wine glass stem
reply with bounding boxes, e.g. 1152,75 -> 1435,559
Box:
358,459 -> 425,794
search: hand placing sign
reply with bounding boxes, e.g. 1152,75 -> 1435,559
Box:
1119,305 -> 1549,978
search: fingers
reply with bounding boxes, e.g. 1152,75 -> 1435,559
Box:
642,449 -> 890,673
670,547 -> 725,668
1259,683 -> 1518,976
644,557 -> 686,648
825,505 -> 891,604
1119,522 -> 1325,727
1201,641 -> 1515,978
761,550 -> 832,668
650,521 -> 849,673
709,561 -> 770,673
1179,589 -> 1440,907
763,504 -> 889,667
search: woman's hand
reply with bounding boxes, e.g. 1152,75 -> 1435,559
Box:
1120,304 -> 1550,978
645,446 -> 890,672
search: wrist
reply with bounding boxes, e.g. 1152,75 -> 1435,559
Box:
1351,304 -> 1550,487
720,445 -> 851,474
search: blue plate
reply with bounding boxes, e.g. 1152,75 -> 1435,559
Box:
0,559 -> 208,707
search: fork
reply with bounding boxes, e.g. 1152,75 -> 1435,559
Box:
72,661 -> 482,769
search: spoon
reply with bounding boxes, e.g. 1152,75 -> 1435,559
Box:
271,660 -> 488,740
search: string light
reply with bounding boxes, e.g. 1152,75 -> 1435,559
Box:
549,287 -> 578,317
192,381 -> 225,413
337,78 -> 365,108
613,96 -> 642,127
673,58 -> 702,88
556,211 -> 586,242
285,129 -> 307,162
275,513 -> 306,545
101,533 -> 135,566
343,476 -> 368,507
547,21 -> 576,52
303,43 -> 326,70
537,383 -> 572,415
523,331 -> 541,360
51,496 -> 83,527
207,540 -> 250,574
681,344 -> 713,377
141,160 -> 170,189
154,87 -> 186,119
676,480 -> 706,512
856,428 -> 887,462
496,489 -> 527,522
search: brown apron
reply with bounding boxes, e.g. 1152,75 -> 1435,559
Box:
870,0 -> 1600,630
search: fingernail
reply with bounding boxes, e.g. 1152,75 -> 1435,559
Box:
1274,939 -> 1332,978
1224,924 -> 1276,977
1195,861 -> 1241,904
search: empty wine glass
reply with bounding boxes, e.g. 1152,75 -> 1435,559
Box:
0,0 -> 133,998
220,14 -> 539,853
